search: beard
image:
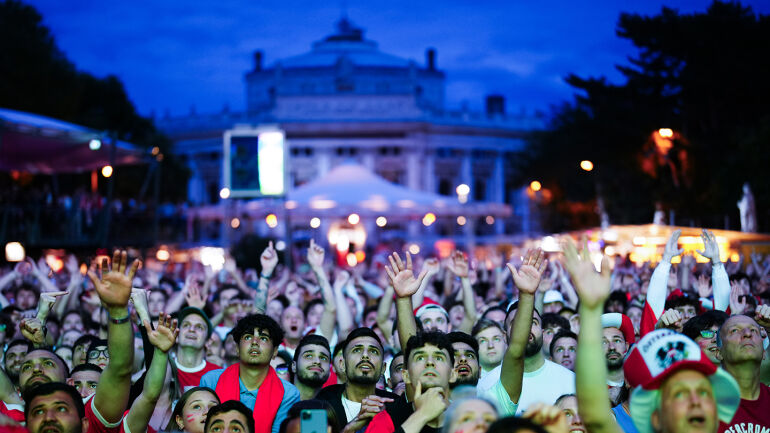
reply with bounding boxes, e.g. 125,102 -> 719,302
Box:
606,351 -> 624,371
525,334 -> 544,358
346,361 -> 379,385
297,369 -> 329,388
450,373 -> 479,389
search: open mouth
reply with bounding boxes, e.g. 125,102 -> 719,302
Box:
687,415 -> 707,428
291,326 -> 299,332
457,365 -> 471,375
358,362 -> 373,372
423,371 -> 438,378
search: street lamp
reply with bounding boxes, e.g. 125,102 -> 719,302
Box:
530,181 -> 542,192
580,160 -> 594,172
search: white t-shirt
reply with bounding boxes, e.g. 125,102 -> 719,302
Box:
341,395 -> 362,422
477,359 -> 575,415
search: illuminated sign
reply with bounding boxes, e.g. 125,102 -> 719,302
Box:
223,127 -> 287,197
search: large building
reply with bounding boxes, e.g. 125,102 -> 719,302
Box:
157,18 -> 545,244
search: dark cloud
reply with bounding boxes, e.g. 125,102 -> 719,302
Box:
26,0 -> 770,116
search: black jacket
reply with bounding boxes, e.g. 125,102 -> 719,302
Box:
315,384 -> 399,432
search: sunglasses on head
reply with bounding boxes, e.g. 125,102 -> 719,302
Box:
699,330 -> 716,339
275,364 -> 288,374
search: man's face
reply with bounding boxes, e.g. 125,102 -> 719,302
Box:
605,301 -> 625,314
238,327 -> 275,366
551,336 -> 577,371
281,306 -> 305,341
556,396 -> 585,433
405,343 -> 455,390
717,315 -> 764,365
20,350 -> 68,391
16,288 -> 38,311
419,310 -> 449,333
68,370 -> 101,398
602,328 -> 628,371
451,342 -> 479,387
543,302 -> 563,314
72,343 -> 89,367
206,410 -> 251,433
306,303 -> 324,328
26,390 -> 88,433
266,300 -> 284,324
180,314 -> 209,350
694,326 -> 720,365
626,307 -> 642,334
62,314 -> 84,333
449,305 -> 465,329
294,344 -> 331,388
388,354 -> 405,395
343,336 -> 384,385
87,345 -> 109,370
364,310 -> 379,329
475,327 -> 506,370
652,369 -> 717,433
542,325 -> 563,357
516,310 -> 543,358
148,291 -> 167,319
5,344 -> 28,379
675,305 -> 697,323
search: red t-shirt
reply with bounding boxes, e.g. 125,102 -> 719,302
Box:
719,384 -> 770,433
84,394 -> 123,433
0,400 -> 24,423
177,360 -> 221,391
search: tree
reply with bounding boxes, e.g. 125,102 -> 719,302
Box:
515,1 -> 770,232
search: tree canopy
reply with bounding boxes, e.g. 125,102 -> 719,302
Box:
516,1 -> 770,233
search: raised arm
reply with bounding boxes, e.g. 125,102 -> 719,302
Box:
333,271 -> 355,340
501,249 -> 546,404
375,283 -> 395,342
412,258 -> 439,307
446,252 -> 477,333
640,230 -> 682,336
563,239 -> 622,433
307,239 -> 337,340
125,312 -> 178,433
89,250 -> 140,423
255,241 -> 278,314
696,229 -> 730,311
385,252 -> 428,351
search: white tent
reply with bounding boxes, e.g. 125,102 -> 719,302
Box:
190,163 -> 511,219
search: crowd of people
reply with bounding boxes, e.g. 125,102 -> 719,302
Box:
0,228 -> 768,433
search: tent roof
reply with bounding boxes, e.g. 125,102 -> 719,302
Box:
0,107 -> 146,174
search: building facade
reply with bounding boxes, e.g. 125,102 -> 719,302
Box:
157,18 -> 545,243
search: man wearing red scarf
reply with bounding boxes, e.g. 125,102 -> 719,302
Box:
201,314 -> 300,433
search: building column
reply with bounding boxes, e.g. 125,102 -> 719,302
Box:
460,152 -> 472,199
424,153 -> 435,194
493,152 -> 505,235
406,152 -> 420,190
318,149 -> 331,178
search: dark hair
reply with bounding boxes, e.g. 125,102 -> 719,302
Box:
293,334 -> 331,364
279,399 -> 341,433
231,314 -> 284,347
448,331 -> 479,355
341,327 -> 383,355
5,339 -> 32,356
549,330 -> 578,356
148,288 -> 169,302
275,350 -> 294,382
363,305 -> 379,320
487,416 -> 548,433
23,382 -> 85,420
480,306 -> 507,321
558,306 -> 577,317
541,313 -> 570,332
15,282 -> 39,296
303,299 -> 324,318
0,314 -> 16,342
70,363 -> 103,375
405,331 -> 455,367
87,339 -> 108,355
682,310 -> 729,341
604,291 -> 628,313
73,335 -> 99,351
166,386 -> 220,432
205,400 -> 255,433
665,291 -> 700,311
554,393 -> 576,406
505,302 -> 541,326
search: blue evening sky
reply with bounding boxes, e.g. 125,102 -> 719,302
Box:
26,0 -> 770,118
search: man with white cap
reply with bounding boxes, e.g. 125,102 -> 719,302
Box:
601,312 -> 635,404
563,237 -> 740,433
543,290 -> 566,314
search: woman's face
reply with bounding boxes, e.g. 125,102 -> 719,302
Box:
448,399 -> 497,433
177,391 -> 219,433
557,395 -> 586,433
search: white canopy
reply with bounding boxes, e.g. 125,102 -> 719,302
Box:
190,163 -> 511,219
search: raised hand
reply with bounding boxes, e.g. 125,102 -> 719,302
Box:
260,241 -> 278,277
87,250 -> 141,312
385,252 -> 428,298
333,270 -> 350,291
694,274 -> 712,298
662,229 -> 684,263
36,291 -> 68,322
755,304 -> 770,330
507,249 -> 546,295
421,258 -> 440,278
696,229 -> 721,264
729,283 -> 747,315
64,255 -> 80,277
562,238 -> 611,311
523,403 -> 569,433
20,318 -> 46,345
307,239 -> 325,270
130,288 -> 150,324
185,283 -> 207,309
446,251 -> 469,278
144,312 -> 178,353
656,308 -> 683,330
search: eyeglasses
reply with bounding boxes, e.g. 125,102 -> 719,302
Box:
699,330 -> 716,339
88,348 -> 109,360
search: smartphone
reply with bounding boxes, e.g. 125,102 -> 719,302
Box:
300,409 -> 327,433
